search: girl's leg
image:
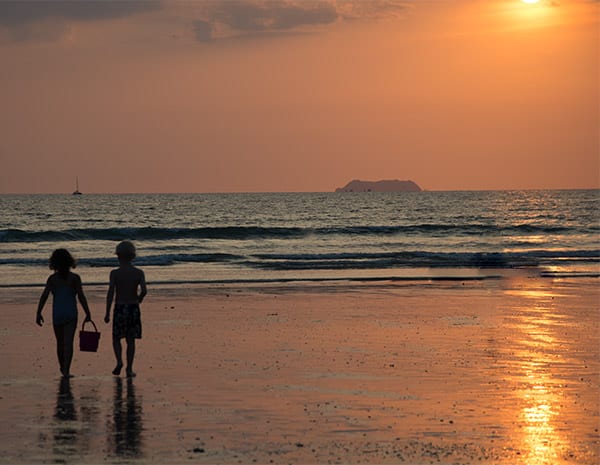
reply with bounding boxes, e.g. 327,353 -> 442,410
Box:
53,324 -> 65,376
126,337 -> 136,377
112,336 -> 123,375
62,320 -> 77,377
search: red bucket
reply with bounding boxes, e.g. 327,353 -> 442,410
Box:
79,320 -> 101,352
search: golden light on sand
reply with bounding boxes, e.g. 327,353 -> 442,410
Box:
505,285 -> 570,465
520,371 -> 561,464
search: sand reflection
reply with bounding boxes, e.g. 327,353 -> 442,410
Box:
50,377 -> 101,460
53,377 -> 78,457
520,371 -> 560,463
506,286 -> 567,465
108,377 -> 144,458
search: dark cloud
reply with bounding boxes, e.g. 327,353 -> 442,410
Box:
336,0 -> 410,20
193,19 -> 213,43
0,0 -> 160,27
0,0 -> 161,43
193,0 -> 408,42
210,1 -> 337,32
0,0 -> 409,44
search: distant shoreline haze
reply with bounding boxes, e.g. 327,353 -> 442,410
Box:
335,180 -> 422,193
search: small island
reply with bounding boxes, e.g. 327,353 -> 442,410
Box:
335,179 -> 422,193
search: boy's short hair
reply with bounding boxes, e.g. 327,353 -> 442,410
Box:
116,241 -> 136,260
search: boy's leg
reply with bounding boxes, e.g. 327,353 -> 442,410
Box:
62,320 -> 77,377
53,324 -> 65,376
125,337 -> 136,377
112,335 -> 123,375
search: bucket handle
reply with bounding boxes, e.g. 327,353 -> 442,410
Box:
81,319 -> 98,333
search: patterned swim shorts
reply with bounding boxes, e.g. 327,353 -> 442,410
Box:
112,303 -> 142,339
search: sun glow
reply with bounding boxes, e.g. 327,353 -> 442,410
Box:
507,0 -> 556,26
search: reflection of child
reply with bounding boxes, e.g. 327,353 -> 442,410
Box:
105,241 -> 147,377
36,249 -> 92,378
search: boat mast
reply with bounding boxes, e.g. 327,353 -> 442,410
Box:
72,176 -> 82,195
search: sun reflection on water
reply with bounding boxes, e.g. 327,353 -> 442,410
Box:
520,372 -> 560,464
504,285 -> 569,465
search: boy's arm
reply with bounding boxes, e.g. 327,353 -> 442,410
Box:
36,277 -> 52,326
105,271 -> 115,323
74,274 -> 92,322
138,270 -> 147,304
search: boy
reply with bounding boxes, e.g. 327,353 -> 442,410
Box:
105,241 -> 147,377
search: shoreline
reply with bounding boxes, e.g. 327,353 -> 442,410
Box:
2,266 -> 598,292
0,264 -> 515,290
0,274 -> 504,290
1,277 -> 598,464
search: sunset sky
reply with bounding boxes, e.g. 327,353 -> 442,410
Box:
0,0 -> 598,194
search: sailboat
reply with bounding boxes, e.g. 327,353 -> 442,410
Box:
72,177 -> 82,195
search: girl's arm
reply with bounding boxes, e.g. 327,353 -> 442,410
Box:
74,274 -> 92,322
36,276 -> 52,326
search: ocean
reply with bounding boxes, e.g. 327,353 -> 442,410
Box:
0,190 -> 598,288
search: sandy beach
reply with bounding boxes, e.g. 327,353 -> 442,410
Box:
1,276 -> 598,465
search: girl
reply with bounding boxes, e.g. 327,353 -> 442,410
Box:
36,249 -> 92,378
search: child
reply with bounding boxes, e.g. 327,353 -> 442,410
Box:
104,241 -> 147,377
36,248 -> 92,378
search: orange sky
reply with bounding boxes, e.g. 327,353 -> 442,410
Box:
0,0 -> 598,193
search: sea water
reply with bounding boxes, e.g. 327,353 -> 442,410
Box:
0,190 -> 598,287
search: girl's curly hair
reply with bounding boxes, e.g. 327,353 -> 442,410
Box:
49,248 -> 76,275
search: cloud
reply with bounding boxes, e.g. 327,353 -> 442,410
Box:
193,19 -> 213,42
0,0 -> 160,42
191,0 -> 409,42
0,0 -> 409,44
199,0 -> 338,41
0,0 -> 160,25
336,0 -> 411,20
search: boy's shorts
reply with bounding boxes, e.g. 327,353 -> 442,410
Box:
113,303 -> 142,339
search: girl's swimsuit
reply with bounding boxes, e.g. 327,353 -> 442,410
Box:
52,285 -> 78,326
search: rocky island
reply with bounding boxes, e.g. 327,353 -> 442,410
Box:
335,179 -> 422,193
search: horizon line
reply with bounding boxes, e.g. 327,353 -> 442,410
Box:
1,187 -> 599,195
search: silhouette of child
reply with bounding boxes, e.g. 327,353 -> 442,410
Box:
104,241 -> 147,378
36,248 -> 92,378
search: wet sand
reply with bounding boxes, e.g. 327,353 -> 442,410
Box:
0,277 -> 598,464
